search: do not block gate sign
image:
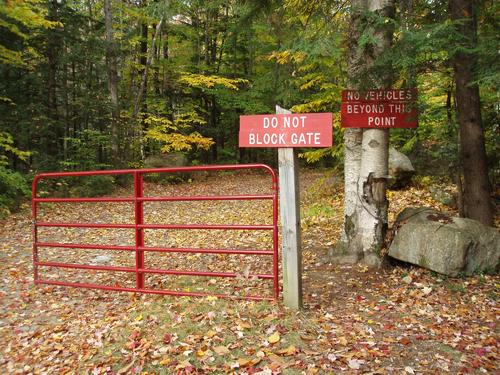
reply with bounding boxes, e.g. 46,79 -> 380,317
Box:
239,113 -> 333,147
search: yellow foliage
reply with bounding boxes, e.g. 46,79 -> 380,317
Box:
179,73 -> 248,90
299,74 -> 325,91
145,130 -> 213,153
268,50 -> 307,65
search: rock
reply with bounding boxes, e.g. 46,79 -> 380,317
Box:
429,186 -> 457,208
91,255 -> 113,264
144,153 -> 188,168
388,207 -> 500,276
144,153 -> 196,182
388,147 -> 415,189
402,275 -> 413,284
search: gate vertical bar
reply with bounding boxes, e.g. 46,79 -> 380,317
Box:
272,179 -> 280,299
32,177 -> 39,284
134,171 -> 145,288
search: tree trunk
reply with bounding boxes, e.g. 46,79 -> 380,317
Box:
104,0 -> 120,163
449,0 -> 493,226
133,18 -> 163,119
333,0 -> 395,266
133,17 -> 164,160
334,0 -> 364,262
46,0 -> 61,158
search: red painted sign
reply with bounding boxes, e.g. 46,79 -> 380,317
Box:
341,89 -> 418,128
239,113 -> 333,148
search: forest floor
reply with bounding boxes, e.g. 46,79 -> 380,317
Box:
0,169 -> 498,374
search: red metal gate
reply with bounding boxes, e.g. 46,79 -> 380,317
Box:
32,164 -> 279,300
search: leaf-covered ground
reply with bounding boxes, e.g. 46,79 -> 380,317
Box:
0,169 -> 498,374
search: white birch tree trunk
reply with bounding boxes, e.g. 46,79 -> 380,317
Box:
332,0 -> 394,266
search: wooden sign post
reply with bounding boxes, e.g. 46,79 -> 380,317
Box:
239,108 -> 333,309
276,105 -> 302,309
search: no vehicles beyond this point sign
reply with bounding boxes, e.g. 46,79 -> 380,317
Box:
341,89 -> 418,128
239,112 -> 333,148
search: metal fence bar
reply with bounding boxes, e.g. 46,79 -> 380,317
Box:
36,261 -> 274,279
138,224 -> 273,230
272,192 -> 280,299
33,194 -> 273,203
139,268 -> 274,279
37,279 -> 274,301
134,171 -> 145,289
33,197 -> 135,203
139,194 -> 274,202
37,261 -> 135,273
35,222 -> 135,229
36,242 -> 135,251
140,246 -> 274,256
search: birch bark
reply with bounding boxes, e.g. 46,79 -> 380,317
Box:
333,0 -> 394,266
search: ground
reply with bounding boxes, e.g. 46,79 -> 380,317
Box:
0,169 -> 498,374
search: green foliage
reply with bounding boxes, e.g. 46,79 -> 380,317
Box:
0,0 -> 61,66
60,130 -> 111,171
0,131 -> 30,167
68,176 -> 115,198
0,166 -> 30,219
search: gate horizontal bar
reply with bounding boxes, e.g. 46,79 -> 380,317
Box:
35,222 -> 135,229
36,242 -> 135,251
140,246 -> 273,256
32,163 -> 276,180
138,224 -> 273,230
140,268 -> 274,279
36,261 -> 274,279
138,194 -> 274,202
34,197 -> 135,203
36,279 -> 274,301
35,222 -> 273,230
37,261 -> 134,272
36,242 -> 273,255
33,194 -> 274,204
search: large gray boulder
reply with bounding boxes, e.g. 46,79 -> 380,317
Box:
144,153 -> 188,168
388,147 -> 415,189
144,153 -> 191,182
388,207 -> 499,276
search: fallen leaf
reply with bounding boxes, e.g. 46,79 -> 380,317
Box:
213,345 -> 230,356
268,332 -> 280,344
117,361 -> 135,374
276,344 -> 297,356
348,359 -> 364,369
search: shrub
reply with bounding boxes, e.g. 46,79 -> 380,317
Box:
68,175 -> 116,197
0,167 -> 30,219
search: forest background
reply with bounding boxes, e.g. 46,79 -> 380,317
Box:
0,0 -> 498,220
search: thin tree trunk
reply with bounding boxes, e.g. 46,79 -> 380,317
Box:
133,17 -> 164,159
133,17 -> 164,119
104,0 -> 120,163
450,0 -> 493,226
47,0 -> 60,158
